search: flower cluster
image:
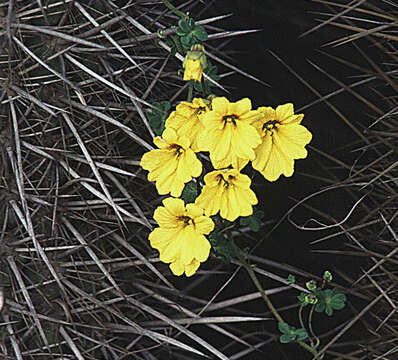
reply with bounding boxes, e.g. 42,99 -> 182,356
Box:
141,96 -> 312,276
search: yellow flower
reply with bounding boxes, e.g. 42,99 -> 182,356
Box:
140,128 -> 202,197
183,58 -> 203,81
165,98 -> 209,152
183,44 -> 206,82
251,103 -> 312,181
195,168 -> 258,221
149,198 -> 215,276
198,97 -> 262,169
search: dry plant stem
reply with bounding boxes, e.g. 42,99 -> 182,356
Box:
232,240 -> 321,358
161,0 -> 189,20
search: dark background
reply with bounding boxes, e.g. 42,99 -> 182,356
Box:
188,1 -> 371,358
201,0 -> 365,271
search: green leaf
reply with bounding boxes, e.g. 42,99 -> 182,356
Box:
192,26 -> 208,41
147,101 -> 171,136
239,214 -> 261,232
280,334 -> 295,344
314,288 -> 346,316
287,274 -> 295,284
188,18 -> 195,28
254,210 -> 265,219
295,328 -> 308,341
176,19 -> 191,35
208,232 -> 233,261
278,322 -> 307,343
181,34 -> 194,48
278,322 -> 290,334
298,292 -> 310,306
181,181 -> 198,204
323,270 -> 333,282
166,37 -> 177,56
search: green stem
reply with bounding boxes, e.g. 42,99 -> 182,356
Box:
308,306 -> 320,349
232,240 -> 283,323
161,0 -> 189,20
170,34 -> 184,55
299,304 -> 314,348
231,239 -> 322,359
187,82 -> 193,102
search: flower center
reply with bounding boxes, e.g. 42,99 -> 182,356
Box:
169,144 -> 184,157
178,215 -> 194,227
262,120 -> 279,134
222,114 -> 238,126
195,106 -> 207,116
217,174 -> 234,189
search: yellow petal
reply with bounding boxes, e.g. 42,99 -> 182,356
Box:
210,126 -> 232,163
233,98 -> 252,116
222,187 -> 240,221
169,259 -> 184,276
156,171 -> 185,196
275,103 -> 294,121
186,203 -> 204,219
185,259 -> 200,277
252,132 -> 273,171
195,185 -> 223,216
178,149 -> 202,179
276,125 -> 311,159
180,228 -> 196,265
232,122 -> 261,160
153,136 -> 168,149
162,198 -> 185,216
251,107 -> 275,129
161,230 -> 184,262
161,127 -> 178,144
194,216 -> 215,235
190,233 -> 211,262
212,97 -> 229,116
153,206 -> 178,228
281,113 -> 304,125
232,172 -> 252,189
149,227 -> 177,253
261,139 -> 294,181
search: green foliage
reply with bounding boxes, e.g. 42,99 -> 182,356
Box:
314,288 -> 346,316
176,18 -> 208,51
323,270 -> 333,282
181,181 -> 198,203
165,33 -> 179,56
278,322 -> 308,343
209,232 -> 234,261
239,209 -> 264,232
288,274 -> 296,284
193,61 -> 220,94
147,101 -> 171,135
298,287 -> 346,315
306,280 -> 317,291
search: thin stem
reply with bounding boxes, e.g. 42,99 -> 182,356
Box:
161,0 -> 189,20
187,82 -> 193,102
232,239 -> 322,359
299,304 -> 314,348
232,240 -> 283,323
308,305 -> 320,349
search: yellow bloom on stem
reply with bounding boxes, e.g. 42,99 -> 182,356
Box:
149,198 -> 215,276
183,45 -> 206,82
183,58 -> 203,81
198,97 -> 262,169
165,98 -> 209,152
251,103 -> 312,181
195,168 -> 258,222
140,128 -> 202,197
